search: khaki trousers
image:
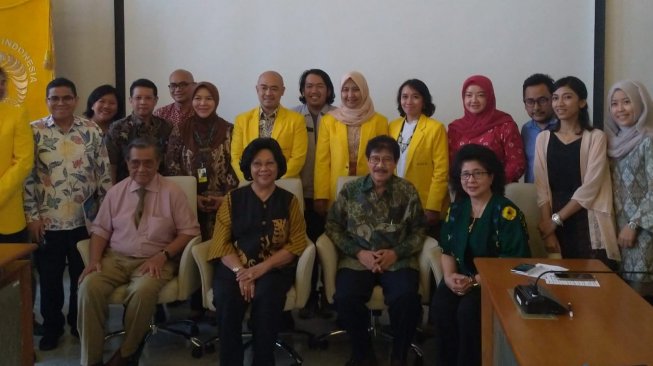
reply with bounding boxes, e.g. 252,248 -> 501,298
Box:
77,249 -> 177,365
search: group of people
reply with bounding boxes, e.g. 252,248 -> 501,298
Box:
1,63 -> 652,366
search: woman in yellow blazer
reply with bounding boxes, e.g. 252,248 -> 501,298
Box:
389,79 -> 448,228
0,66 -> 34,240
314,71 -> 388,214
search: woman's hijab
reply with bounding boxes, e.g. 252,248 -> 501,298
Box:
605,80 -> 653,159
449,75 -> 513,138
180,81 -> 228,149
329,71 -> 376,126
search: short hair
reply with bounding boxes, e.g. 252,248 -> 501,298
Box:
46,77 -> 77,97
239,138 -> 287,181
551,76 -> 592,134
84,84 -> 121,120
365,135 -> 400,162
450,144 -> 506,200
298,69 -> 335,105
125,136 -> 162,161
129,78 -> 158,97
522,73 -> 554,97
396,79 -> 436,117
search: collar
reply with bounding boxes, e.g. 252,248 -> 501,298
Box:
529,117 -> 558,131
259,106 -> 279,120
129,112 -> 159,127
361,174 -> 397,194
45,115 -> 83,128
128,173 -> 162,194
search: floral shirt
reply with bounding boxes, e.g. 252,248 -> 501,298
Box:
448,120 -> 525,183
24,115 -> 112,231
105,113 -> 173,182
325,175 -> 426,271
153,102 -> 194,128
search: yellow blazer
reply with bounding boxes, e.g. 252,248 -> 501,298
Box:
314,112 -> 388,203
230,106 -> 307,181
0,104 -> 33,233
389,114 -> 449,212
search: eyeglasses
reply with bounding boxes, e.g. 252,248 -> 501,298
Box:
368,156 -> 395,165
47,95 -> 76,103
127,159 -> 157,170
461,171 -> 489,181
168,82 -> 191,90
524,97 -> 550,107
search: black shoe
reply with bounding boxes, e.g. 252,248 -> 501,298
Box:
280,311 -> 295,331
39,333 -> 61,351
71,327 -> 80,338
154,304 -> 167,323
33,321 -> 44,336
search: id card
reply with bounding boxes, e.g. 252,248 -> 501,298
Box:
197,167 -> 208,183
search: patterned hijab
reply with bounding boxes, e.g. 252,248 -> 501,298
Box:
449,75 -> 514,138
180,81 -> 228,150
605,80 -> 653,159
329,71 -> 376,126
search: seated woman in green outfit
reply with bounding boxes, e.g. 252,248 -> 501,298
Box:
432,144 -> 530,366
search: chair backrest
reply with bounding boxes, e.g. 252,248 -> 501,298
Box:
239,177 -> 305,212
336,175 -> 359,195
164,175 -> 197,213
504,182 -> 546,258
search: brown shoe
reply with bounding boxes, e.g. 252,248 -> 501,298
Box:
105,349 -> 130,366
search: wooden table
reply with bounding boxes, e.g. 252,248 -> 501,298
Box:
0,243 -> 37,366
475,257 -> 653,366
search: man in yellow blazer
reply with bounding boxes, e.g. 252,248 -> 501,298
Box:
0,66 -> 34,242
231,71 -> 307,181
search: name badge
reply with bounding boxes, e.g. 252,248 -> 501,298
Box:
197,167 -> 208,183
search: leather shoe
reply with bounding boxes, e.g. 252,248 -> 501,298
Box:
38,333 -> 61,351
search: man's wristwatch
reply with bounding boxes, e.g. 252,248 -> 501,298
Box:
627,221 -> 638,230
161,249 -> 172,261
551,213 -> 564,227
232,266 -> 242,274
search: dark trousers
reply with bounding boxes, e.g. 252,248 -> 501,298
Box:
304,199 -> 325,303
334,268 -> 421,362
213,263 -> 293,366
432,280 -> 481,366
34,226 -> 88,336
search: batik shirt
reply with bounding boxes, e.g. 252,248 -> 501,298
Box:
24,115 -> 112,230
325,175 -> 426,271
153,103 -> 194,128
105,113 -> 173,181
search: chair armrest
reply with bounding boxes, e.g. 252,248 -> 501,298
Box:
76,239 -> 91,266
419,236 -> 443,302
191,239 -> 214,310
294,238 -> 316,308
176,235 -> 202,300
316,233 -> 338,304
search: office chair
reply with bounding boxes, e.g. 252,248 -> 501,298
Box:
76,176 -> 204,357
190,178 -> 316,364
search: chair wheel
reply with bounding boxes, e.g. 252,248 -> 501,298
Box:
205,343 -> 216,353
190,325 -> 199,336
191,346 -> 203,358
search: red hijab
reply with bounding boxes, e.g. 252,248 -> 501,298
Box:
449,75 -> 513,138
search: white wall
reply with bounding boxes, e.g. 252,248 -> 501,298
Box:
52,1 -> 653,126
605,0 -> 653,113
122,0 -> 595,125
52,0 -> 115,115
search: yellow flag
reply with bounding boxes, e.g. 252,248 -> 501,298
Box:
0,0 -> 54,121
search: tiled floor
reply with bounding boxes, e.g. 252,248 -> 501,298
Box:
33,276 -> 436,366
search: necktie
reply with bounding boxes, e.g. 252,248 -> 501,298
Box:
134,186 -> 146,228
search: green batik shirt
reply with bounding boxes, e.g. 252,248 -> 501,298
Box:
325,175 -> 426,271
440,194 -> 531,276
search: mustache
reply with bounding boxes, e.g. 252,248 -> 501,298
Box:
373,168 -> 389,174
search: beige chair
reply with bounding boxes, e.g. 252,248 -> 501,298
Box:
315,175 -> 444,363
505,182 -> 548,258
191,177 -> 316,364
76,175 -> 203,357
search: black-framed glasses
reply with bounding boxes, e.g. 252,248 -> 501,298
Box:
461,171 -> 489,181
368,156 -> 394,165
523,97 -> 550,107
168,82 -> 191,90
47,95 -> 75,103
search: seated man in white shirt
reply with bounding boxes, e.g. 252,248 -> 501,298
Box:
77,137 -> 200,366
